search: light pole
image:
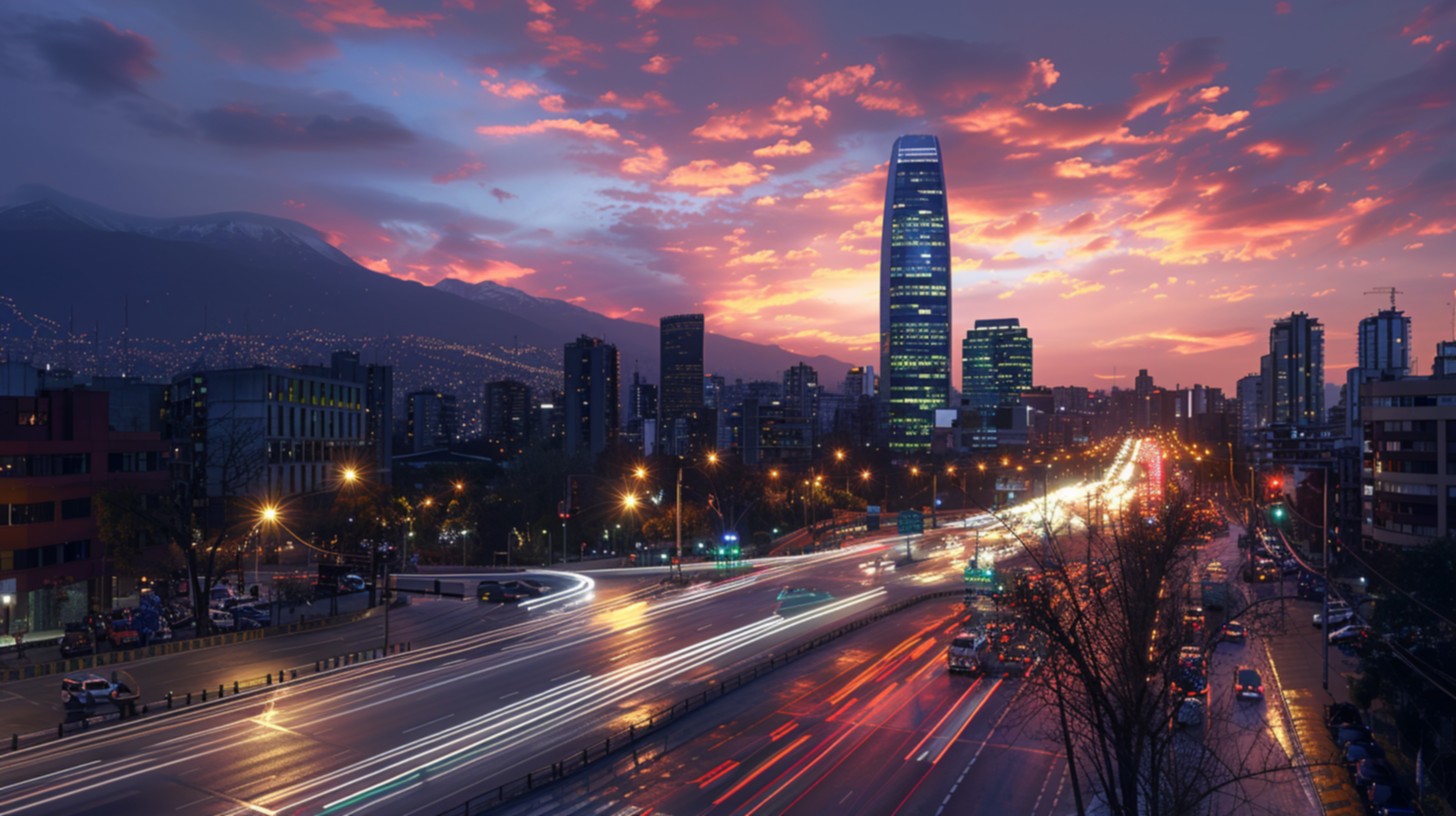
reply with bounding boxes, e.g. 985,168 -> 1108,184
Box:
1,594 -> 11,651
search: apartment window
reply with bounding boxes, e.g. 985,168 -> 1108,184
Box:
7,501 -> 56,525
61,497 -> 91,520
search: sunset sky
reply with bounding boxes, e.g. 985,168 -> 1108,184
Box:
3,0 -> 1455,391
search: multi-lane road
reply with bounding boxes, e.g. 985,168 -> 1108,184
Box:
0,438 -> 1319,815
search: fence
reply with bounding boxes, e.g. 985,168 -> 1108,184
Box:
437,587 -> 962,815
4,641 -> 413,756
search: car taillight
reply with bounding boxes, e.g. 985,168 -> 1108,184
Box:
1258,686 -> 1264,693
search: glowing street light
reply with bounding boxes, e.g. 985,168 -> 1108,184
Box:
260,504 -> 280,524
341,467 -> 359,485
622,492 -> 640,510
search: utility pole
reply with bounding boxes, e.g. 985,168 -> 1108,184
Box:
1322,467 -> 1330,691
931,471 -> 938,529
675,465 -> 683,572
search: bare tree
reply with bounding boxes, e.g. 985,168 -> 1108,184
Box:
99,410 -> 266,635
994,482 -> 1306,816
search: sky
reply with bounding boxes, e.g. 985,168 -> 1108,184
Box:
3,0 -> 1456,392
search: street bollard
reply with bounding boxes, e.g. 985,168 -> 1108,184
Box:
57,724 -> 63,740
166,692 -> 173,710
233,681 -> 239,695
219,684 -> 224,698
201,689 -> 207,702
267,673 -> 272,686
291,669 -> 297,679
187,691 -> 192,705
629,724 -> 635,742
10,733 -> 16,751
315,660 -> 321,672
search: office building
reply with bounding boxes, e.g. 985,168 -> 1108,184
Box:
962,319 -> 1032,422
660,314 -> 705,455
626,372 -> 657,454
170,365 -> 370,502
879,134 -> 952,454
308,351 -> 393,478
0,388 -> 167,635
564,335 -> 619,459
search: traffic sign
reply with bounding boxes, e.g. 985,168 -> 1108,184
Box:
897,509 -> 924,535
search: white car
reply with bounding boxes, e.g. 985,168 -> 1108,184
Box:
207,609 -> 236,631
1313,604 -> 1354,628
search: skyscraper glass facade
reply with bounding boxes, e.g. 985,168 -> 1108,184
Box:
879,134 -> 952,454
659,313 -> 705,455
962,318 -> 1032,420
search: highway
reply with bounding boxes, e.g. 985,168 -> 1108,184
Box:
0,442 -> 1157,816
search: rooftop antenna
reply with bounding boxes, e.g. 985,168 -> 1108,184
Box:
1363,287 -> 1403,311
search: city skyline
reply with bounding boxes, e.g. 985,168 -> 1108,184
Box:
3,1 -> 1455,390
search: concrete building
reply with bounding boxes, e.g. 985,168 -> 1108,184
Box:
0,388 -> 167,634
483,379 -> 532,459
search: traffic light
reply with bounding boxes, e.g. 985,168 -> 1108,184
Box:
1268,504 -> 1286,522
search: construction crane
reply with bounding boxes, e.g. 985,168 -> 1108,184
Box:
1364,287 -> 1403,310
1364,286 -> 1402,309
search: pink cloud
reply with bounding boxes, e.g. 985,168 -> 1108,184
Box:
599,89 -> 674,112
641,54 -> 677,74
620,145 -> 668,175
662,160 -> 768,196
432,160 -> 486,184
475,118 -> 620,140
482,78 -> 543,100
792,64 -> 876,100
752,139 -> 814,157
298,0 -> 440,31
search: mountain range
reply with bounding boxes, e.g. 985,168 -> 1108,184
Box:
0,186 -> 853,397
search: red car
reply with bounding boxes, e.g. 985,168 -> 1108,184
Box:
108,612 -> 140,649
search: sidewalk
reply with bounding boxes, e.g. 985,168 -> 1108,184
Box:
1263,600 -> 1365,816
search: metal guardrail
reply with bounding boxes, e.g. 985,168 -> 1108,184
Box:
3,641 -> 412,756
437,588 -> 963,816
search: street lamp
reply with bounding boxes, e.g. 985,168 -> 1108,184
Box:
1,594 -> 11,649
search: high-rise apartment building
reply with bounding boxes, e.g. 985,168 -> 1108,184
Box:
564,335 -> 619,459
406,389 -> 457,453
1266,312 -> 1325,426
1345,305 -> 1411,439
842,366 -> 876,399
879,134 -> 952,454
659,314 -> 706,455
483,379 -> 532,458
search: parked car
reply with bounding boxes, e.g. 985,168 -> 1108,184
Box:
108,613 -> 141,649
1329,624 -> 1372,646
1335,725 -> 1375,749
1234,666 -> 1264,701
150,619 -> 174,643
1314,602 -> 1354,628
58,623 -> 95,658
477,581 -> 525,603
340,574 -> 367,593
207,609 -> 237,631
235,605 -> 271,626
1220,620 -> 1247,642
1343,740 -> 1385,765
1354,757 -> 1395,788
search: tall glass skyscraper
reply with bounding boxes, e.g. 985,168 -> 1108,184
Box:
879,134 -> 952,454
962,318 -> 1033,419
1265,311 -> 1324,426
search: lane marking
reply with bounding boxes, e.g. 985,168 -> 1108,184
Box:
402,714 -> 454,735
